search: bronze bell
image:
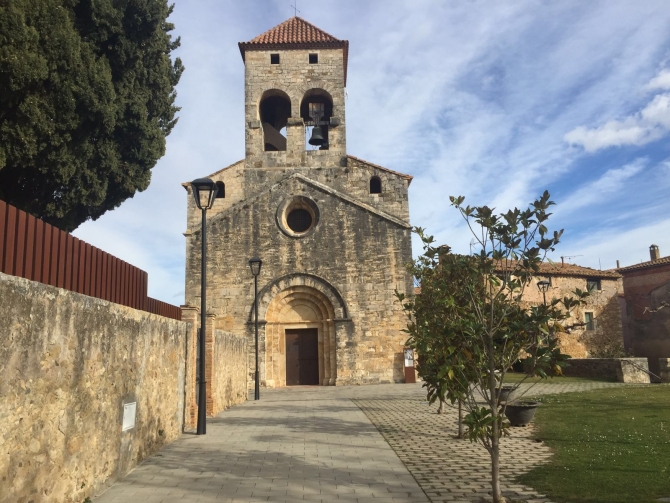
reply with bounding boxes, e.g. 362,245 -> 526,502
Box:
309,126 -> 325,146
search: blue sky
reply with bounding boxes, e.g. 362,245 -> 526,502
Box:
74,0 -> 670,304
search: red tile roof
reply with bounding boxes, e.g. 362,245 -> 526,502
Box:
238,17 -> 349,84
616,256 -> 670,273
247,16 -> 341,45
494,260 -> 621,279
535,262 -> 621,279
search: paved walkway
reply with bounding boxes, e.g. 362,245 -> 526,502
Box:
95,381 -> 630,503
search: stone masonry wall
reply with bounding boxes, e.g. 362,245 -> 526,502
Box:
0,273 -> 188,503
523,274 -> 624,358
180,309 -> 248,429
244,48 -> 346,165
211,328 -> 248,412
185,157 -> 412,236
184,174 -> 413,386
561,357 -> 650,383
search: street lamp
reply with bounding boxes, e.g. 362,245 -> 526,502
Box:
537,279 -> 551,306
191,177 -> 219,435
249,257 -> 263,400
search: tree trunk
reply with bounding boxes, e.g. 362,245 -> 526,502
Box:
488,313 -> 503,502
491,436 -> 504,503
458,399 -> 464,438
438,398 -> 444,414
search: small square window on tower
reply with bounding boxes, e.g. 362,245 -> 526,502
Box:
270,53 -> 280,64
309,53 -> 318,64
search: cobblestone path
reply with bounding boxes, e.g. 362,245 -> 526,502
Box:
353,380 -> 628,503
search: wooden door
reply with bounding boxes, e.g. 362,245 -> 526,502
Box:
285,329 -> 319,385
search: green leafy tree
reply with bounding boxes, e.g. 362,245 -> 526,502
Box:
0,0 -> 184,231
398,191 -> 590,503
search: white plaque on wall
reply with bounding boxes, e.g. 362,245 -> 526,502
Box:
122,402 -> 137,431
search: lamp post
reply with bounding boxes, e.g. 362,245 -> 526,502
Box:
249,257 -> 263,400
190,177 -> 219,435
537,279 -> 550,306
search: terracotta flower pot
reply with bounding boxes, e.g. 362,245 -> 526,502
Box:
504,401 -> 541,426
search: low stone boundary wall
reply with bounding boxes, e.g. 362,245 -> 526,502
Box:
0,273 -> 189,503
211,329 -> 248,412
660,359 -> 670,383
562,358 -> 650,383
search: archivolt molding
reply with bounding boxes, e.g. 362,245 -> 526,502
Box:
249,273 -> 348,322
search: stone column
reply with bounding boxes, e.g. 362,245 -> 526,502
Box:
180,305 -> 199,430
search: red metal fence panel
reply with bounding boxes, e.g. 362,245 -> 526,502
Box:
0,200 -> 181,321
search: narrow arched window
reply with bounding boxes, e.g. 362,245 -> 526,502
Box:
215,181 -> 225,198
370,176 -> 382,194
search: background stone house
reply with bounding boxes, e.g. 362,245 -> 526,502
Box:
617,245 -> 670,376
183,17 -> 414,387
521,262 -> 624,359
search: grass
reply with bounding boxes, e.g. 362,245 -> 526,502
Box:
503,372 -> 616,384
517,385 -> 670,503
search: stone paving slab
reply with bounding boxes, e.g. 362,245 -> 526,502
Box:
95,381 -> 631,503
95,385 -> 430,502
352,380 -> 629,503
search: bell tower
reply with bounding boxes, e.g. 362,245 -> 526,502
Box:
238,17 -> 349,168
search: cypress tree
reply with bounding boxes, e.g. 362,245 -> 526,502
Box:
0,0 -> 184,231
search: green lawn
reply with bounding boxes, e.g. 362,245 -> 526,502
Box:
503,372 -> 615,384
517,385 -> 670,503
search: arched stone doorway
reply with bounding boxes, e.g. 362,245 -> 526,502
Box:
253,274 -> 347,387
265,285 -> 336,387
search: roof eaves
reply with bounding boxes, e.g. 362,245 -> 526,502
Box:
347,155 -> 413,184
181,159 -> 245,189
616,256 -> 670,272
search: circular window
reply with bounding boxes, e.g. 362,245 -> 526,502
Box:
276,196 -> 320,238
287,208 -> 313,232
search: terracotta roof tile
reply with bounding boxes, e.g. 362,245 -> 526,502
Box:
535,262 -> 621,279
616,256 -> 670,273
247,17 -> 341,45
238,17 -> 349,84
494,260 -> 621,279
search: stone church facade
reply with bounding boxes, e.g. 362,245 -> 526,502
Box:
183,17 -> 414,387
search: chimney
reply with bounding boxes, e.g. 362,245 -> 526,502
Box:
616,259 -> 620,268
650,244 -> 660,261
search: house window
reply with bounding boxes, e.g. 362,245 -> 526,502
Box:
370,176 -> 382,194
309,53 -> 318,64
584,312 -> 595,331
215,181 -> 225,198
270,53 -> 280,64
586,278 -> 601,291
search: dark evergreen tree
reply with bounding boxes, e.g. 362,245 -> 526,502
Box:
0,0 -> 184,231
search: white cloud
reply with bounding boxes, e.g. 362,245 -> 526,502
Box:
68,1 -> 670,303
552,216 -> 670,271
645,69 -> 670,90
555,158 -> 647,217
565,68 -> 670,152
